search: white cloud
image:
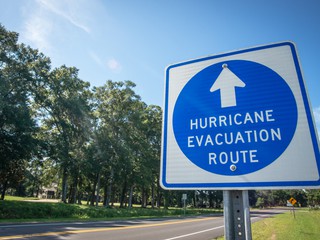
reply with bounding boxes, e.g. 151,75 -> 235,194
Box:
107,58 -> 122,72
36,0 -> 91,33
89,52 -> 122,73
20,0 -> 91,53
22,11 -> 52,53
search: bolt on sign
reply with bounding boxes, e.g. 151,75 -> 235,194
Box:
160,42 -> 320,190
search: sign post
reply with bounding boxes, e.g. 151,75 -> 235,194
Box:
161,42 -> 320,239
288,197 -> 297,218
182,194 -> 187,216
223,190 -> 252,239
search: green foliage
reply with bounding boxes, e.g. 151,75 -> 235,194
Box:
38,65 -> 92,202
0,200 -> 221,221
90,81 -> 163,208
255,197 -> 265,208
0,24 -> 50,199
0,23 -> 229,210
306,189 -> 320,207
252,190 -> 314,208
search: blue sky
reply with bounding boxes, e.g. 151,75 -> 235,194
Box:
1,0 -> 320,136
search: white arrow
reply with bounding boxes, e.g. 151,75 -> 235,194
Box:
210,63 -> 246,108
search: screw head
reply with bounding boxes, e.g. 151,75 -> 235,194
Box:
230,164 -> 237,171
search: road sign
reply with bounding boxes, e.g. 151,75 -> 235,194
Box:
286,202 -> 293,207
288,197 -> 297,205
160,42 -> 320,189
182,194 -> 187,200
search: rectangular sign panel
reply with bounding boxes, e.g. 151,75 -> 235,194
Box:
160,42 -> 320,190
288,197 -> 297,205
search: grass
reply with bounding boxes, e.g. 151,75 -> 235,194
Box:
0,199 -> 222,223
4,196 -> 40,201
217,209 -> 320,240
251,210 -> 320,240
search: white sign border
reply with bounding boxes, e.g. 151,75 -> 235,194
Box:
160,41 -> 320,190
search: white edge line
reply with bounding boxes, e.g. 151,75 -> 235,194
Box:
162,225 -> 224,240
162,214 -> 275,240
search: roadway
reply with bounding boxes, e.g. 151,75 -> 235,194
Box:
0,208 -> 286,240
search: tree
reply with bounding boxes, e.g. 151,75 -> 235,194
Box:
137,105 -> 162,208
0,24 -> 51,200
1,24 -> 168,208
36,65 -> 92,203
306,190 -> 320,207
92,80 -> 143,207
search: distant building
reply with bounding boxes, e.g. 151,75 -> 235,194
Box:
40,183 -> 58,199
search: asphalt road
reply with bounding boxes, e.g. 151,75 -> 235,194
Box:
0,209 -> 286,240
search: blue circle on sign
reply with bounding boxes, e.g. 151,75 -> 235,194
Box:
173,60 -> 297,175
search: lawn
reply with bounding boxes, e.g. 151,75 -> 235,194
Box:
3,196 -> 40,201
217,209 -> 320,240
251,210 -> 320,240
0,197 -> 222,223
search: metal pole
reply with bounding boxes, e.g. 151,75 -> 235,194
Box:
242,190 -> 252,239
223,190 -> 252,240
292,206 -> 296,219
223,190 -> 234,239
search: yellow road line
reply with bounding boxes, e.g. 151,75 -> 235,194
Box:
0,216 -> 217,239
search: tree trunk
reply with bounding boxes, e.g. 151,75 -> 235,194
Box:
77,177 -> 83,204
141,188 -> 148,208
120,180 -> 127,208
69,172 -> 78,204
103,185 -> 108,207
151,181 -> 155,209
36,186 -> 40,198
86,191 -> 90,205
77,192 -> 82,205
90,175 -> 98,206
128,185 -> 134,208
193,191 -> 197,208
105,181 -> 112,207
1,181 -> 8,200
103,169 -> 113,207
164,190 -> 169,209
156,181 -> 161,208
61,168 -> 68,203
95,172 -> 101,207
